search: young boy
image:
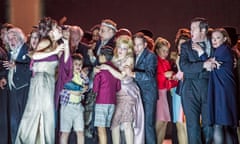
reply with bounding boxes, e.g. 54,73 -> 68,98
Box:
59,53 -> 89,144
93,46 -> 121,144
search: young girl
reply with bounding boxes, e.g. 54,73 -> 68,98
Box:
154,37 -> 177,144
60,53 -> 89,144
208,28 -> 238,144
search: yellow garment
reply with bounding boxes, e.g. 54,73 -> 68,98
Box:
69,93 -> 82,103
72,72 -> 84,86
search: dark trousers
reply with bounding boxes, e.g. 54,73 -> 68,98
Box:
9,86 -> 29,144
143,101 -> 157,144
0,88 -> 9,144
181,79 -> 213,144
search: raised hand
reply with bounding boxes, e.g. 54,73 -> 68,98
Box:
3,60 -> 15,70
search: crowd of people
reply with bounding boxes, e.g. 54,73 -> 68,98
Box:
0,16 -> 239,144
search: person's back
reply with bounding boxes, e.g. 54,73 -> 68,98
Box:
93,46 -> 121,144
93,64 -> 120,104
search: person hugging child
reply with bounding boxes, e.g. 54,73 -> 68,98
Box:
59,53 -> 89,144
93,45 -> 121,144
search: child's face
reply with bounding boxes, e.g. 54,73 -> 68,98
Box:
157,46 -> 169,59
211,31 -> 226,48
73,59 -> 83,73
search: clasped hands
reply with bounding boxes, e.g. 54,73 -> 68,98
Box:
203,57 -> 221,71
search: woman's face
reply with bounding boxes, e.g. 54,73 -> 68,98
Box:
211,31 -> 226,48
117,43 -> 129,59
30,32 -> 40,50
157,45 -> 169,59
49,26 -> 62,41
92,29 -> 100,42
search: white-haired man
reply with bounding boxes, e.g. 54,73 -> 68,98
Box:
3,27 -> 31,144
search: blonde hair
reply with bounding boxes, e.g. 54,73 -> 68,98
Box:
154,37 -> 170,54
114,35 -> 134,58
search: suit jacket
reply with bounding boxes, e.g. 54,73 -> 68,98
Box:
0,47 -> 8,79
179,40 -> 212,97
93,37 -> 115,56
134,48 -> 158,102
10,43 -> 31,89
76,42 -> 93,68
179,40 -> 211,79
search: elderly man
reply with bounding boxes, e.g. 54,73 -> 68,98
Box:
3,27 -> 31,144
69,25 -> 93,69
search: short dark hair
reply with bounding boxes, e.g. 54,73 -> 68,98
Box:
191,17 -> 208,32
133,32 -> 147,43
72,53 -> 83,62
100,45 -> 113,61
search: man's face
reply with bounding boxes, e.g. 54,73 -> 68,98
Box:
190,21 -> 206,42
133,37 -> 146,55
99,25 -> 114,41
70,32 -> 81,48
7,32 -> 21,50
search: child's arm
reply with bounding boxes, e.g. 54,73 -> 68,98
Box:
100,64 -> 125,80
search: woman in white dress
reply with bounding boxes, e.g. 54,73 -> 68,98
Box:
15,18 -> 71,144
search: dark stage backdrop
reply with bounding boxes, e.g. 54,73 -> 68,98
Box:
43,0 -> 240,48
0,0 -> 8,24
1,0 -> 240,48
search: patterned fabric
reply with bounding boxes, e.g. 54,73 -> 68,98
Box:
60,89 -> 70,105
94,104 -> 115,127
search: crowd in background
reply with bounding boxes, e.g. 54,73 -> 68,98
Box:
0,16 -> 240,144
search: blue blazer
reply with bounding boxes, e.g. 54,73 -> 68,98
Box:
10,43 -> 31,90
134,48 -> 158,102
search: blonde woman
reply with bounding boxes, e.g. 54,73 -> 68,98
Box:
100,35 -> 145,144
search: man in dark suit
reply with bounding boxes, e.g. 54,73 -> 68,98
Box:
179,17 -> 213,144
4,27 -> 31,144
126,32 -> 158,144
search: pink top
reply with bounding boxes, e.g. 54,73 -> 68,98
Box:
93,62 -> 121,104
